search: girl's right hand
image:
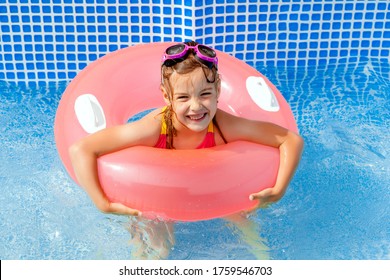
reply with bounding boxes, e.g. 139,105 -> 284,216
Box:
69,112 -> 162,218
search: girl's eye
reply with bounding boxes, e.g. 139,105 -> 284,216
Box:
201,92 -> 211,96
176,96 -> 188,100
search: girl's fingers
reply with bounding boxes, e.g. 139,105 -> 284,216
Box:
110,202 -> 142,216
249,189 -> 271,201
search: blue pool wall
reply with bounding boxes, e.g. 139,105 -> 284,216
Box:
0,0 -> 389,82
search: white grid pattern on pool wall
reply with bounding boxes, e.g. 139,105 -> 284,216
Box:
0,0 -> 389,82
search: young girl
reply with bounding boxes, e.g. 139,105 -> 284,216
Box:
69,41 -> 303,258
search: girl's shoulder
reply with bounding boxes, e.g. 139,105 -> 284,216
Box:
215,108 -> 291,146
141,107 -> 165,122
121,107 -> 164,146
215,108 -> 245,128
131,107 -> 164,130
214,109 -> 245,143
215,109 -> 273,143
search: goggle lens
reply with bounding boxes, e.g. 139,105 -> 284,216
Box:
166,44 -> 186,55
198,45 -> 216,58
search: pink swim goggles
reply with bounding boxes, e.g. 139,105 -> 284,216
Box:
161,43 -> 218,69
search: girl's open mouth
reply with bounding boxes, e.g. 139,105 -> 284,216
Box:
187,113 -> 207,121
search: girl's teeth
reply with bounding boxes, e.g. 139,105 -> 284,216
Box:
189,114 -> 205,120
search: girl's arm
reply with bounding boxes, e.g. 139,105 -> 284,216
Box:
69,109 -> 161,215
248,128 -> 303,206
216,110 -> 304,207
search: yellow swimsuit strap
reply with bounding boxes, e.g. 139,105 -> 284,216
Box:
161,106 -> 167,134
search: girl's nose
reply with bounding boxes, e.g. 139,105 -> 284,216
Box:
190,99 -> 202,111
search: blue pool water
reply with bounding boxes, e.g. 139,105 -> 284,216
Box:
0,58 -> 389,260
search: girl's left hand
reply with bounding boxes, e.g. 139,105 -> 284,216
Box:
249,188 -> 283,209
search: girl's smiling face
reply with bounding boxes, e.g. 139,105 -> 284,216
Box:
164,67 -> 220,133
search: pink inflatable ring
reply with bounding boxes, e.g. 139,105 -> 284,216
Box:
54,42 -> 298,221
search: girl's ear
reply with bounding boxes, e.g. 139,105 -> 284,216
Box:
160,85 -> 171,105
